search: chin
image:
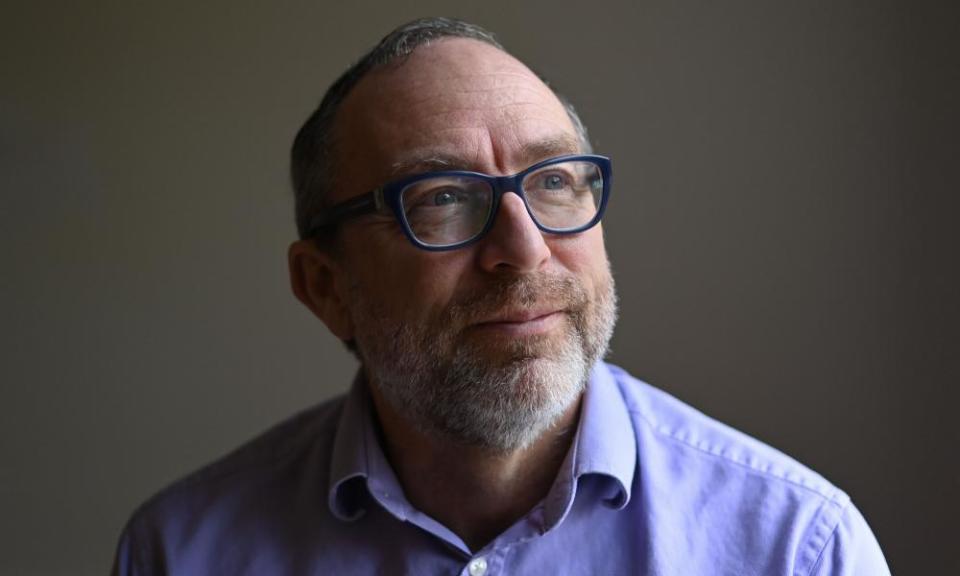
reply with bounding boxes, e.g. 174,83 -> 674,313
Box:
444,352 -> 588,446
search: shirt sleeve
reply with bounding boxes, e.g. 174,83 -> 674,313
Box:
808,502 -> 890,576
110,526 -> 138,576
110,515 -> 161,576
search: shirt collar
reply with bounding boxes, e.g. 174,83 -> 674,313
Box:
542,362 -> 637,529
572,361 -> 636,507
327,372 -> 374,521
328,362 -> 637,523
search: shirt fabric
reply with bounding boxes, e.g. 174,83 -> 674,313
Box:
113,362 -> 890,575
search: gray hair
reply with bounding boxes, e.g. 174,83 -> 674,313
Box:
290,17 -> 592,239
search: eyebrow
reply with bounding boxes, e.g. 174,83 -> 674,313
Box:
387,134 -> 582,179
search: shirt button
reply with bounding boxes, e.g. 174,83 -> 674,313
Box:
468,556 -> 488,576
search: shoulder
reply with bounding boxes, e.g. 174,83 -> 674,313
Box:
604,362 -> 840,497
601,362 -> 888,574
113,394 -> 347,575
146,393 -> 345,508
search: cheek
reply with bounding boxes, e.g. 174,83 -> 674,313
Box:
552,228 -> 610,289
405,260 -> 464,318
345,233 -> 468,320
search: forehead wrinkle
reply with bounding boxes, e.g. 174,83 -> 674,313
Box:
400,83 -> 561,112
387,133 -> 581,180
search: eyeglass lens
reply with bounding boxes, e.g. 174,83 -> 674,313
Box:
398,160 -> 604,247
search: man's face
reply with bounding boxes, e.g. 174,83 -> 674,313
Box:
326,39 -> 617,451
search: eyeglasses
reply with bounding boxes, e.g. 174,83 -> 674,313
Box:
307,154 -> 612,251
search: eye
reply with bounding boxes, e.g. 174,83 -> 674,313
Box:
527,169 -> 575,193
542,173 -> 568,190
433,189 -> 460,206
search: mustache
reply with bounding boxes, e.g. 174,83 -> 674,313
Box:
446,273 -> 589,325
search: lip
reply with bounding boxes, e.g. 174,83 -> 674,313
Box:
471,309 -> 565,336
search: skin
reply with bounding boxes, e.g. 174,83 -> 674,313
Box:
288,38 -> 612,550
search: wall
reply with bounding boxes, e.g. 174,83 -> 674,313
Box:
2,1 -> 957,573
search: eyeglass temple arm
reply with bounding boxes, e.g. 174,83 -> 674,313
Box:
307,189 -> 385,237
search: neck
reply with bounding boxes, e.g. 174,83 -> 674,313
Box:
368,383 -> 581,552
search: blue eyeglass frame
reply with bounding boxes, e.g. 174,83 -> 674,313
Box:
306,153 -> 612,251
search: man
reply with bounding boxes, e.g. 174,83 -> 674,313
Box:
113,18 -> 889,575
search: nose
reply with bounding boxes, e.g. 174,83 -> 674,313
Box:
476,191 -> 551,273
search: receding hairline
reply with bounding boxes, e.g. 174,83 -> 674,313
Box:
328,35 -> 564,136
327,38 -> 581,185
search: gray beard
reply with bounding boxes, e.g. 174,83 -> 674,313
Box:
348,266 -> 618,453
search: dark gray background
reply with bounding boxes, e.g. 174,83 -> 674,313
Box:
2,1 -> 957,574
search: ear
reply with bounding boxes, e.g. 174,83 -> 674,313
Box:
288,239 -> 355,341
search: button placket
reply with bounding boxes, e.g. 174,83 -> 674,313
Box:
467,556 -> 488,576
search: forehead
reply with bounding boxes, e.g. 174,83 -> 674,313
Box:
331,38 -> 579,200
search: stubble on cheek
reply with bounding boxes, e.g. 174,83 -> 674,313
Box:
349,262 -> 611,374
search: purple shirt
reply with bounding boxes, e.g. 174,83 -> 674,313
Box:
113,363 -> 889,575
